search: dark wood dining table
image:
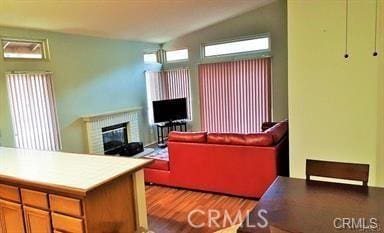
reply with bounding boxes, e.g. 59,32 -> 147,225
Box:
237,176 -> 384,233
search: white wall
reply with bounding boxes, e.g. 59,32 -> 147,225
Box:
288,0 -> 384,186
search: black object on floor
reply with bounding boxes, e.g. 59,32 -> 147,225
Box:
119,142 -> 144,156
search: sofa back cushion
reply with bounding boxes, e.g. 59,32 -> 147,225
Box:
207,133 -> 274,146
168,131 -> 207,143
264,120 -> 288,144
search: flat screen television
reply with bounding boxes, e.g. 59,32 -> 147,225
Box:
153,98 -> 188,123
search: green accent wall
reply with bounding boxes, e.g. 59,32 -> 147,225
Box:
288,0 -> 384,186
162,0 -> 288,131
0,26 -> 160,153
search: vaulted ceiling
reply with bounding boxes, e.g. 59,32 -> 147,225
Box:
0,0 -> 273,43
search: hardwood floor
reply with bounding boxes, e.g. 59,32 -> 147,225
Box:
146,185 -> 257,233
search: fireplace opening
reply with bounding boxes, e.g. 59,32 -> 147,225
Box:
102,123 -> 128,155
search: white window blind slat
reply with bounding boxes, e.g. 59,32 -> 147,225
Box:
145,68 -> 192,125
198,58 -> 272,133
6,72 -> 61,151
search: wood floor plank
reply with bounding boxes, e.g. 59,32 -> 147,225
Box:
146,185 -> 257,233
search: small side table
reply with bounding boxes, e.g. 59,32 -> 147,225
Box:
156,121 -> 187,145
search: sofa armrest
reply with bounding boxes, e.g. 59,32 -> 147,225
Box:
261,122 -> 278,131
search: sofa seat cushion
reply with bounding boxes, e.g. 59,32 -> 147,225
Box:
168,131 -> 207,143
207,133 -> 274,146
264,120 -> 288,144
146,159 -> 170,171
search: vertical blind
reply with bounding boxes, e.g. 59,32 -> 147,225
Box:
199,58 -> 271,133
7,72 -> 61,151
145,68 -> 191,124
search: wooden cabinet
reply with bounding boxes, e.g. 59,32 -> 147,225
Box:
0,199 -> 24,233
0,169 -> 148,233
0,187 -> 85,233
23,206 -> 52,233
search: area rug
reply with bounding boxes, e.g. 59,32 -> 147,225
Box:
144,147 -> 169,161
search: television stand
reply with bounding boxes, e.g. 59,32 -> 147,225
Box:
156,120 -> 187,146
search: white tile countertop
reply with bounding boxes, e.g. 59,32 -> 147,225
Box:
0,147 -> 152,195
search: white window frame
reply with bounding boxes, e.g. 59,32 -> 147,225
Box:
165,48 -> 189,63
1,37 -> 50,61
201,33 -> 271,59
144,52 -> 158,64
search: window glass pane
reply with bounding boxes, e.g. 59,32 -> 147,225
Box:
2,39 -> 46,59
166,49 -> 188,62
204,37 -> 269,57
144,53 -> 157,63
7,72 -> 61,151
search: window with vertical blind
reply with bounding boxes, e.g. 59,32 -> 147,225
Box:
145,68 -> 192,124
6,72 -> 61,151
199,58 -> 271,133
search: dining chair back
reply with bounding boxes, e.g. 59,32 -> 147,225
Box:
306,159 -> 369,186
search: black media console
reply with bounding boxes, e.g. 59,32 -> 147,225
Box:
156,121 -> 187,147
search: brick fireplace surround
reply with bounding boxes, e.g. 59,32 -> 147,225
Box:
82,108 -> 142,154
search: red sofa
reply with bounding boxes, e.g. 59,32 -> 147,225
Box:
144,121 -> 289,198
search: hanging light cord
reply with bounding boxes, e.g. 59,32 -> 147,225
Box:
344,0 -> 349,58
373,0 -> 379,56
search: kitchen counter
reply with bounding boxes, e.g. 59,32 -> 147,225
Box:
0,147 -> 152,233
0,147 -> 151,195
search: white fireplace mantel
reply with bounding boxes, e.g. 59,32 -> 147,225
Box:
82,107 -> 142,154
81,107 -> 143,122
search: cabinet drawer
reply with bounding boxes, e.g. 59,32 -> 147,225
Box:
0,184 -> 20,202
21,189 -> 49,209
52,213 -> 84,233
49,195 -> 82,217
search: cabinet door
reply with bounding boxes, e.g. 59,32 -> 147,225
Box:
23,206 -> 52,233
0,199 -> 24,233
